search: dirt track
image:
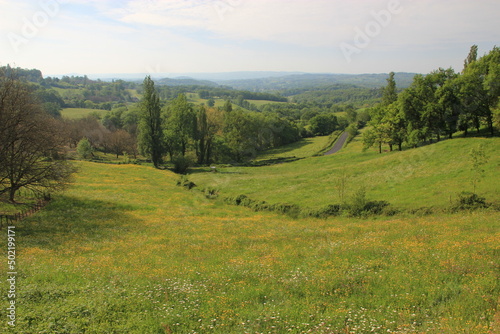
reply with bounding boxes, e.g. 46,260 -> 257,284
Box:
323,131 -> 348,155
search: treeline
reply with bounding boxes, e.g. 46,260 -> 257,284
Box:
197,88 -> 287,102
285,84 -> 382,108
0,68 -> 138,113
137,77 -> 303,168
363,46 -> 500,152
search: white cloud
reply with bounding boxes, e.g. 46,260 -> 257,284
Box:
2,0 -> 499,74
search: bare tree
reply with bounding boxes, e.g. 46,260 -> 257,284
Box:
0,69 -> 75,202
104,129 -> 136,159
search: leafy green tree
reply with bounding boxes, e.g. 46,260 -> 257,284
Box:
223,109 -> 259,162
223,99 -> 233,113
138,76 -> 164,167
436,77 -> 461,139
164,94 -> 197,158
309,113 -> 338,136
362,106 -> 390,153
384,103 -> 406,151
463,44 -> 478,72
77,138 -> 93,159
381,72 -> 398,106
456,67 -> 490,135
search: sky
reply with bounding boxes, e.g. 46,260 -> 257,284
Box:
0,0 -> 499,78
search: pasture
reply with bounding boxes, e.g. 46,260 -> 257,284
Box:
1,156 -> 498,332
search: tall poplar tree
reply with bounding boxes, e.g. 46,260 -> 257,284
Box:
138,76 -> 164,168
381,71 -> 398,106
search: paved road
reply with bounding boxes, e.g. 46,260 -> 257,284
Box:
324,131 -> 349,156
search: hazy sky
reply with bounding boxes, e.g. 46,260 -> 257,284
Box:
1,0 -> 499,77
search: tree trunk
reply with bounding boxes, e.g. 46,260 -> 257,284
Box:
9,187 -> 17,202
487,113 -> 494,136
389,144 -> 393,152
378,142 -> 382,154
198,138 -> 206,165
206,140 -> 213,165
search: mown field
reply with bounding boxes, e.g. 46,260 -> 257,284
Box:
61,108 -> 108,119
1,152 -> 499,332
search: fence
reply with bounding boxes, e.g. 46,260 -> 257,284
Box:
0,194 -> 51,229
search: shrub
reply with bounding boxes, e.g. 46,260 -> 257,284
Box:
407,206 -> 435,216
172,155 -> 193,174
77,138 -> 93,160
364,200 -> 390,215
203,187 -> 219,199
345,187 -> 368,217
271,203 -> 300,216
451,192 -> 489,211
345,188 -> 391,217
303,204 -> 342,218
176,176 -> 196,190
224,194 -> 248,205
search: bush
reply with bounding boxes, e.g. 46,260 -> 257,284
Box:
203,187 -> 219,199
224,194 -> 300,217
176,176 -> 196,190
364,200 -> 390,215
451,192 -> 489,211
345,188 -> 391,217
303,204 -> 342,218
77,138 -> 93,160
345,187 -> 368,217
172,155 -> 193,174
270,203 -> 300,217
407,206 -> 435,216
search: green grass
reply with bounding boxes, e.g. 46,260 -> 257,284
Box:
190,135 -> 500,211
186,95 -> 287,109
247,99 -> 288,107
61,108 -> 108,119
0,160 -> 498,333
255,135 -> 331,161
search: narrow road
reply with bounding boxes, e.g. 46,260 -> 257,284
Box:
324,131 -> 349,155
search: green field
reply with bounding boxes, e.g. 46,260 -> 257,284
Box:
61,108 -> 108,119
255,135 -> 331,161
186,95 -> 287,109
1,134 -> 499,332
190,135 -> 500,211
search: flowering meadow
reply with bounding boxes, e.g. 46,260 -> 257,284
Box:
1,161 -> 499,333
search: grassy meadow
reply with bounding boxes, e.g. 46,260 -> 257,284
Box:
255,135 -> 331,161
61,108 -> 108,119
1,154 -> 499,332
190,134 -> 500,212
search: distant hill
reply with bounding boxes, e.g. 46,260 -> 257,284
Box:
154,77 -> 218,87
218,72 -> 418,91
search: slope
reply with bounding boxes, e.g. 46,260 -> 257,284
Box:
1,161 -> 498,333
190,135 -> 500,211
